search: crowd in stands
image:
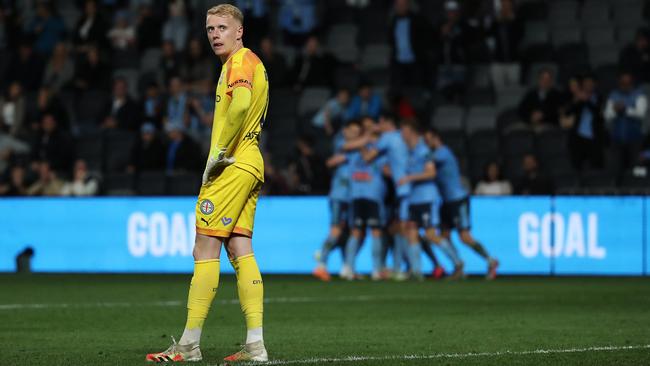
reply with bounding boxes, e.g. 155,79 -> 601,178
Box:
1,0 -> 650,197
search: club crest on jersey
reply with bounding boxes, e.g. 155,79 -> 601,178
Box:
199,199 -> 215,215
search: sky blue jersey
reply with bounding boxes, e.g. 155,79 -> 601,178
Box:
348,148 -> 387,203
376,130 -> 410,197
407,140 -> 441,205
432,145 -> 468,202
329,134 -> 350,202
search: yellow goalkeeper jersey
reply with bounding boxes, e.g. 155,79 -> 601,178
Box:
211,47 -> 268,182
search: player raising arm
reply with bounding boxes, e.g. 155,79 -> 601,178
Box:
146,4 -> 269,363
423,127 -> 499,280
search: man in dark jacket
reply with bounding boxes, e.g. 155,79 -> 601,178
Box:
518,68 -> 563,128
619,28 -> 650,84
567,73 -> 608,170
389,0 -> 432,89
164,122 -> 202,174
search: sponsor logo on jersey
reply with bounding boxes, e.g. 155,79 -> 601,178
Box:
243,131 -> 260,141
228,79 -> 252,88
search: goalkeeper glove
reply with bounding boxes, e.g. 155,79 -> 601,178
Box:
202,148 -> 235,185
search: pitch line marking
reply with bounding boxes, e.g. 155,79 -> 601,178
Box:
222,344 -> 650,365
0,295 -> 423,310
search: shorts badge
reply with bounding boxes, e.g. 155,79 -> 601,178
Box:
199,199 -> 215,215
221,217 -> 232,226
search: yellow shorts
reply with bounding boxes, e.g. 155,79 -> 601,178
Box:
195,165 -> 262,238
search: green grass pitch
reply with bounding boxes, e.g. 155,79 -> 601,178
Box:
1,274 -> 649,365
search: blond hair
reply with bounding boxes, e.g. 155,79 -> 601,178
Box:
206,4 -> 244,24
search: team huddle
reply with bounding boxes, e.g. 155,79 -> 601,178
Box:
313,113 -> 499,281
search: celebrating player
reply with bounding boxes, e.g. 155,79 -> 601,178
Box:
313,124 -> 357,281
423,127 -> 499,280
400,121 -> 463,280
146,4 -> 269,363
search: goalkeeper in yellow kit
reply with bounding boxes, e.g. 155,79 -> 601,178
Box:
146,4 -> 269,363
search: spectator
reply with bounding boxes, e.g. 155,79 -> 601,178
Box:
0,82 -> 27,137
389,0 -> 432,89
278,0 -> 317,48
435,1 -> 470,101
187,79 -> 213,140
161,40 -> 182,84
43,42 -> 74,93
515,154 -> 554,195
26,2 -> 65,56
566,73 -> 608,170
292,35 -> 336,91
107,10 -> 136,51
72,0 -> 109,53
312,88 -> 351,136
135,3 -> 162,51
0,165 -> 29,196
27,161 -> 63,196
162,0 -> 189,52
261,151 -> 290,195
164,122 -> 202,174
345,82 -> 383,121
487,0 -> 523,90
181,38 -> 213,86
27,86 -> 69,131
30,113 -> 74,173
474,161 -> 512,195
164,76 -> 188,128
288,135 -> 328,194
258,36 -> 289,87
128,122 -> 166,173
61,159 -> 99,196
141,82 -> 163,128
605,72 -> 648,170
518,68 -> 563,129
5,40 -> 44,92
235,0 -> 269,48
72,45 -> 110,92
0,123 -> 30,175
101,77 -> 141,131
619,28 -> 650,84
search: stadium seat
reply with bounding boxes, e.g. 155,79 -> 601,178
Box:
503,130 -> 535,156
543,155 -> 575,177
497,86 -> 526,112
465,106 -> 497,134
104,173 -> 135,196
522,21 -> 550,47
518,1 -> 548,21
297,87 -> 331,117
359,7 -> 390,45
535,128 -> 569,158
431,105 -> 465,131
140,49 -> 162,73
468,130 -> 499,157
267,88 -> 297,121
580,3 -> 611,27
580,169 -> 617,187
620,169 -> 650,188
589,45 -> 620,68
111,48 -> 140,69
594,64 -> 619,95
549,1 -> 578,27
464,88 -> 495,106
617,26 -> 638,43
496,108 -> 523,133
551,27 -> 582,47
613,5 -> 644,27
167,173 -> 201,196
440,130 -> 467,157
77,90 -> 110,125
105,130 -> 136,173
360,44 -> 390,72
76,133 -> 104,172
584,27 -> 616,47
136,171 -> 167,196
327,24 -> 359,63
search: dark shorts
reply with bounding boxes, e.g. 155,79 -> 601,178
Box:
351,199 -> 384,229
329,200 -> 349,226
441,197 -> 471,230
408,202 -> 441,229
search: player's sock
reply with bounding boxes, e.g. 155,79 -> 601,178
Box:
344,236 -> 359,270
233,254 -> 264,344
392,234 -> 405,273
468,240 -> 491,261
179,259 -> 220,346
436,238 -> 462,266
420,237 -> 440,268
371,236 -> 383,273
407,243 -> 422,275
319,235 -> 337,265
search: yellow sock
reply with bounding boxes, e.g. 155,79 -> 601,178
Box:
185,259 -> 220,331
233,254 -> 264,330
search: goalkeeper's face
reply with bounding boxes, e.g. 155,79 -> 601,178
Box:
206,14 -> 243,58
